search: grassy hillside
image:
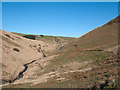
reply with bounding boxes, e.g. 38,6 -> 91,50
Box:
12,32 -> 75,43
41,16 -> 119,88
62,16 -> 119,51
3,16 -> 119,88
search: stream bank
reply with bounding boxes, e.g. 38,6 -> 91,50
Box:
8,60 -> 37,83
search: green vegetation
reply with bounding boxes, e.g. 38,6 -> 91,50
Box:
104,84 -> 118,88
36,36 -> 55,41
12,32 -> 36,40
44,50 -> 110,73
23,35 -> 35,40
6,17 -> 118,88
12,32 -> 75,43
34,71 -> 99,88
3,83 -> 32,88
12,32 -> 29,36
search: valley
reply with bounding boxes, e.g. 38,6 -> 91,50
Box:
1,16 -> 120,88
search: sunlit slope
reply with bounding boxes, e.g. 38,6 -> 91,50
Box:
39,16 -> 119,88
2,16 -> 119,88
62,16 -> 119,51
12,32 -> 75,44
1,30 -> 56,82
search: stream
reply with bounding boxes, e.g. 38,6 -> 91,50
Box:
17,64 -> 28,80
5,59 -> 37,83
17,60 -> 37,80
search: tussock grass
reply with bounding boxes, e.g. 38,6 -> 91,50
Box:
44,50 -> 110,73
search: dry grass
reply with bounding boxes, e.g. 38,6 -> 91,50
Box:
2,35 -> 20,47
44,50 -> 110,73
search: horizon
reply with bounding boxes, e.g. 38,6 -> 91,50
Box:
2,2 -> 118,38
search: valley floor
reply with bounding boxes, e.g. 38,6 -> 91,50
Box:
2,50 -> 119,89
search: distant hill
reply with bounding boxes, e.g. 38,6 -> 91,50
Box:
12,32 -> 75,43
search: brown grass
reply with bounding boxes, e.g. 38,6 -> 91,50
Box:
2,35 -> 20,47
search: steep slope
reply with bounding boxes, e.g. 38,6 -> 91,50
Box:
43,16 -> 119,73
62,16 -> 119,52
2,16 -> 119,88
33,16 -> 119,88
12,32 -> 76,56
1,30 -> 57,83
